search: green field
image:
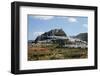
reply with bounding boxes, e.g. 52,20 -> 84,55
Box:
28,43 -> 88,61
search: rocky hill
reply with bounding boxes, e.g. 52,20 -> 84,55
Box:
34,28 -> 88,43
34,29 -> 67,43
72,33 -> 88,42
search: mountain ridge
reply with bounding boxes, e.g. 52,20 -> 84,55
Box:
31,29 -> 87,43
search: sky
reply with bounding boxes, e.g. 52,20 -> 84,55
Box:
28,15 -> 88,40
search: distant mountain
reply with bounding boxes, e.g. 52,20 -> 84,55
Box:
34,28 -> 88,43
72,33 -> 88,42
34,29 -> 68,43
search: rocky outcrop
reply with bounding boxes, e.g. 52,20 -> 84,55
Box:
72,33 -> 88,42
34,29 -> 68,43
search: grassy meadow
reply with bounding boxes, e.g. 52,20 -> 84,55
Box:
28,43 -> 88,61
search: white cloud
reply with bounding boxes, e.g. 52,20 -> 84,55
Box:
68,17 -> 77,23
83,24 -> 88,28
33,16 -> 54,20
33,32 -> 44,36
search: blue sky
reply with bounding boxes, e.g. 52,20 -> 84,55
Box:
28,15 -> 88,40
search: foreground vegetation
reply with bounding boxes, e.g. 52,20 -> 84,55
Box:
28,44 -> 88,61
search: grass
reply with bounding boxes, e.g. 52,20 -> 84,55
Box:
28,44 -> 88,61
